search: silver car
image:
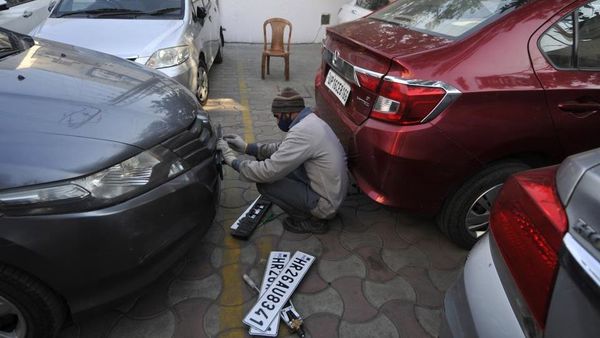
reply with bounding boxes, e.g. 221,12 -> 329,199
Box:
442,148 -> 600,337
31,0 -> 224,105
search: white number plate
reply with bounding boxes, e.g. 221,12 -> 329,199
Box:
325,69 -> 351,105
249,251 -> 291,337
243,251 -> 315,332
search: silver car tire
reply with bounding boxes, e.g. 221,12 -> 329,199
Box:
438,161 -> 529,249
196,59 -> 209,106
0,265 -> 65,338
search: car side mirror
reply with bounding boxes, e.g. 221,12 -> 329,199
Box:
196,6 -> 207,20
48,0 -> 56,12
0,0 -> 9,12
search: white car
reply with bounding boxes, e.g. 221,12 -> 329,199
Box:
33,0 -> 224,105
337,0 -> 391,24
0,0 -> 53,34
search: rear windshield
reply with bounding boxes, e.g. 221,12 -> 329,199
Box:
370,0 -> 529,38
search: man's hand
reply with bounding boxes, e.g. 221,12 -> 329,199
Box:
217,139 -> 237,166
223,134 -> 247,153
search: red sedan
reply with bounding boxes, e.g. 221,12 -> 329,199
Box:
315,0 -> 600,248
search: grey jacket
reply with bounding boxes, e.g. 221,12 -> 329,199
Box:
232,108 -> 348,219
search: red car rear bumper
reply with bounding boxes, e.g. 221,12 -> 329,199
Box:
316,77 -> 477,214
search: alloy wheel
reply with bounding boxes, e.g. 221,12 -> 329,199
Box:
0,295 -> 26,338
197,66 -> 208,103
465,183 -> 503,238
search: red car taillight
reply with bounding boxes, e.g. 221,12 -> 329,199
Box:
490,166 -> 568,329
371,80 -> 446,125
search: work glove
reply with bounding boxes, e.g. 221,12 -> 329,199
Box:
223,134 -> 247,153
217,139 -> 237,166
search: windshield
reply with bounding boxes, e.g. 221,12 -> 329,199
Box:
370,0 -> 529,38
51,0 -> 184,18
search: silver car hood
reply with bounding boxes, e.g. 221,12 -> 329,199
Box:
32,18 -> 185,59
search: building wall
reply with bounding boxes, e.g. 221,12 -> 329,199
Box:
219,0 -> 348,43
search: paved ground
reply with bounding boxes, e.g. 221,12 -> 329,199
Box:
59,44 -> 467,338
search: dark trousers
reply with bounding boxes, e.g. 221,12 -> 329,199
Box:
257,167 -> 320,220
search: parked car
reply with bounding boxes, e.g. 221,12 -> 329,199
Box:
337,0 -> 391,23
0,0 -> 53,34
32,0 -> 224,105
442,147 -> 600,337
316,0 -> 600,248
0,28 -> 220,337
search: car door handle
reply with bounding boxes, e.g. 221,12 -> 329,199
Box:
558,101 -> 600,116
23,11 -> 33,18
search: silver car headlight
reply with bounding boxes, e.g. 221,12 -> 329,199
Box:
0,145 -> 185,216
146,46 -> 190,69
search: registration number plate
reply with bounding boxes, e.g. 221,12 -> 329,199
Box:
243,251 -> 315,332
249,251 -> 291,336
325,70 -> 351,105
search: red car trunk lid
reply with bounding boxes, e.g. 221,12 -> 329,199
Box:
323,19 -> 453,125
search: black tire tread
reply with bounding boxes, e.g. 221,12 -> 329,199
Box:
438,161 -> 529,249
0,264 -> 66,338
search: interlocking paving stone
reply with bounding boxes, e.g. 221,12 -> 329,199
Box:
59,311 -> 122,338
293,287 -> 344,317
127,272 -> 173,318
397,267 -> 443,307
338,314 -> 399,338
211,244 -> 257,268
278,235 -> 323,257
204,302 -> 253,337
382,246 -> 430,272
173,298 -> 212,338
364,277 -> 416,308
180,247 -> 217,281
371,221 -> 411,250
296,269 -> 329,294
168,274 -> 221,306
428,268 -> 463,292
220,187 -> 248,209
109,311 -> 175,338
394,214 -> 439,244
340,231 -> 383,250
316,231 -> 352,261
331,277 -> 378,322
416,237 -> 467,270
202,223 -> 225,246
415,306 -> 441,337
339,211 -> 371,233
381,301 -> 431,338
280,229 -> 313,241
354,246 -> 396,283
304,313 -> 340,338
318,254 -> 367,282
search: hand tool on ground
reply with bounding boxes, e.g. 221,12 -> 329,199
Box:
242,273 -> 306,337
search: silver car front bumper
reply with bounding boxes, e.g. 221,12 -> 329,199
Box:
442,234 -> 525,338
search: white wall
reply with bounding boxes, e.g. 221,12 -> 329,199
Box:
219,0 -> 348,43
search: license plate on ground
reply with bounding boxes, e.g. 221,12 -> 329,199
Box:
243,251 -> 315,332
249,251 -> 291,337
325,69 -> 351,105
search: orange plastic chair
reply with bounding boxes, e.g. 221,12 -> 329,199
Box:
262,18 -> 292,81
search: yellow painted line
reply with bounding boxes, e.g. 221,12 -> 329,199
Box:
218,56 -> 266,333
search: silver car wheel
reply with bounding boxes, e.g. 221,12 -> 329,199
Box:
465,183 -> 503,238
0,295 -> 26,338
197,66 -> 208,103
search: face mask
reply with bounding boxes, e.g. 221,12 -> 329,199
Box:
277,114 -> 293,132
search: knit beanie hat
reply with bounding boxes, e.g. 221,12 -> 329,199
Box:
272,87 -> 305,113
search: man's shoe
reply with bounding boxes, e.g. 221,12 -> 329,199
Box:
283,217 -> 328,234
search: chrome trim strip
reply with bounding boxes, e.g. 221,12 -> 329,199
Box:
353,66 -> 384,86
564,233 -> 600,287
383,75 -> 462,123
